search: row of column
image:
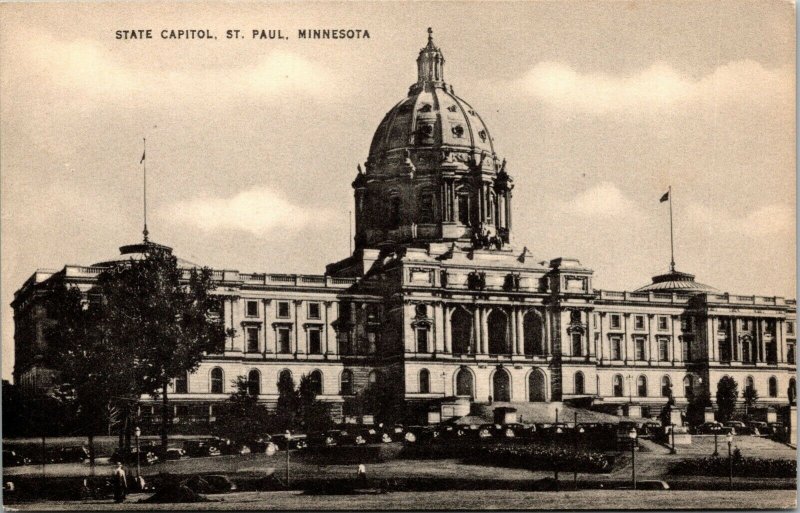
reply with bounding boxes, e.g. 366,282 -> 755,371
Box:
595,312 -> 683,364
708,316 -> 786,364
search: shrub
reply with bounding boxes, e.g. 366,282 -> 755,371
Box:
468,442 -> 614,473
671,455 -> 796,478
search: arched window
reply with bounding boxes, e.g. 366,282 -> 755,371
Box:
418,193 -> 435,223
571,332 -> 582,356
416,325 -> 430,353
340,370 -> 353,395
613,375 -> 624,397
574,372 -> 585,395
487,309 -> 509,354
309,370 -> 323,396
529,369 -> 546,401
419,369 -> 430,394
768,376 -> 778,398
745,376 -> 755,393
368,370 -> 380,385
451,308 -> 474,355
523,311 -> 543,356
456,368 -> 474,398
210,367 -> 224,394
174,372 -> 188,394
683,375 -> 694,397
637,376 -> 647,397
457,192 -> 470,225
661,375 -> 672,397
493,368 -> 511,402
247,369 -> 261,396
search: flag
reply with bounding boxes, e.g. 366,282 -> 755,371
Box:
140,149 -> 146,164
660,190 -> 669,203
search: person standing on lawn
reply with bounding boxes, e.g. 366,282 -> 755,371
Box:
112,462 -> 128,503
357,463 -> 367,486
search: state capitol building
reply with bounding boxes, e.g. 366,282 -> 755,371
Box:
13,32 -> 797,426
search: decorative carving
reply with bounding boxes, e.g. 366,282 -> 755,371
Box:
503,273 -> 521,292
471,225 -> 503,250
467,271 -> 486,291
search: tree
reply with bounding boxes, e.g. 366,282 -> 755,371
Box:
96,246 -> 225,454
212,376 -> 274,443
360,378 -> 404,426
686,389 -> 713,427
716,376 -> 739,422
297,374 -> 333,433
275,372 -> 299,431
742,387 -> 759,418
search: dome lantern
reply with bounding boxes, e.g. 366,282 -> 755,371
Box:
416,28 -> 445,87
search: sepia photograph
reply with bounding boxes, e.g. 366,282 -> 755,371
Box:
0,1 -> 796,510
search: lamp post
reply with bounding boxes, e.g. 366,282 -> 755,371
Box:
670,423 -> 677,454
285,430 -> 292,489
711,426 -> 720,457
554,426 -> 563,491
134,426 -> 141,487
726,433 -> 733,490
574,423 -> 584,489
629,427 -> 637,490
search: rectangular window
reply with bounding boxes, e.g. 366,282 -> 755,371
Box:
419,194 -> 434,223
658,316 -> 669,331
788,321 -> 795,335
683,339 -> 692,361
611,336 -> 622,360
417,328 -> 428,353
635,337 -> 646,360
277,301 -> 290,319
788,343 -> 795,364
634,316 -> 645,330
659,338 -> 669,361
246,327 -> 259,353
572,333 -> 582,356
308,329 -> 321,354
593,314 -> 598,328
681,317 -> 693,333
457,194 -> 470,225
308,302 -> 321,320
610,314 -> 621,329
246,300 -> 258,318
278,327 -> 291,354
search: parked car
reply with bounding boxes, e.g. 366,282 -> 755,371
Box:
60,446 -> 91,463
747,421 -> 768,435
270,433 -> 308,450
3,449 -> 30,467
723,421 -> 749,435
109,447 -> 159,466
695,421 -> 733,435
638,480 -> 671,490
183,440 -> 221,458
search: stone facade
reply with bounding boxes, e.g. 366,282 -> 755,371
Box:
12,32 -> 796,426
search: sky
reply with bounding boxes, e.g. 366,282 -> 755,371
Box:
1,1 -> 795,382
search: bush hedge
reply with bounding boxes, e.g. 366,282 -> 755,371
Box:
671,455 -> 796,478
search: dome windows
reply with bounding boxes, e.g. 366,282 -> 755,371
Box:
478,130 -> 487,142
451,124 -> 464,138
418,103 -> 432,113
447,105 -> 457,112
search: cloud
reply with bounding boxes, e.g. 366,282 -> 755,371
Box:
515,60 -> 792,114
10,27 -> 340,103
164,187 -> 326,236
559,182 -> 641,218
688,203 -> 794,237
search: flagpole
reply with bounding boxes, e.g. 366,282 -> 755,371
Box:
142,137 -> 149,242
668,185 -> 674,272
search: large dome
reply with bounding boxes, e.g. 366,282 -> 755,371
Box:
368,29 -> 496,161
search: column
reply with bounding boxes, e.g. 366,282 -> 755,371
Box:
756,319 -> 763,362
708,316 -> 717,361
671,315 -> 678,364
480,307 -> 489,354
262,299 -> 272,354
623,313 -> 630,364
434,302 -> 444,353
223,298 -> 232,351
231,297 -> 243,352
510,307 -> 518,355
777,319 -> 785,363
543,309 -> 552,356
598,313 -> 605,363
517,307 -> 525,355
323,301 -> 333,356
443,306 -> 452,353
293,300 -> 303,355
472,308 -> 481,354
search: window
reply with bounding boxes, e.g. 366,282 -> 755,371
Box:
451,124 -> 464,138
658,316 -> 669,331
788,342 -> 796,364
574,372 -> 585,395
681,317 -> 693,333
610,314 -> 621,329
246,300 -> 258,318
635,337 -> 646,360
613,375 -> 624,397
417,327 -> 429,353
308,302 -> 321,320
246,327 -> 259,353
661,376 -> 672,397
277,301 -> 290,319
419,369 -> 430,393
634,316 -> 645,330
682,339 -> 692,361
659,338 -> 669,361
369,370 -> 380,385
247,370 -> 260,396
788,321 -> 795,335
415,304 -> 428,317
683,375 -> 693,397
419,194 -> 434,223
309,370 -> 323,395
745,376 -> 755,394
637,376 -> 647,397
308,328 -> 322,354
741,319 -> 751,331
769,376 -> 778,398
457,193 -> 470,225
593,314 -> 598,328
611,336 -> 622,360
571,333 -> 582,356
278,327 -> 291,354
174,373 -> 188,394
210,368 -> 223,394
389,196 -> 402,229
340,370 -> 353,395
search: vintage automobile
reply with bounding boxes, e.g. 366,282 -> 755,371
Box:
695,421 -> 733,435
3,449 -> 31,467
109,447 -> 159,466
183,440 -> 222,458
723,421 -> 749,435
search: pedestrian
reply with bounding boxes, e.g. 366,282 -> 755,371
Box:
357,463 -> 367,486
112,462 -> 127,503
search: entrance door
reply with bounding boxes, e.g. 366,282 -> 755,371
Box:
528,369 -> 546,402
493,368 -> 511,402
